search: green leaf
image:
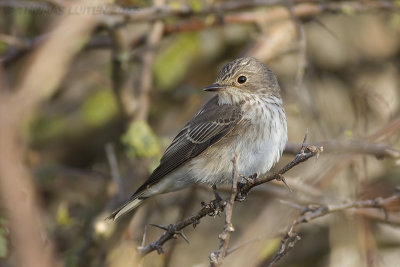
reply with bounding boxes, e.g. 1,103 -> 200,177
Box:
0,225 -> 8,258
341,4 -> 355,16
121,120 -> 160,158
80,89 -> 118,127
188,0 -> 203,13
153,32 -> 199,90
31,114 -> 66,140
56,203 -> 73,227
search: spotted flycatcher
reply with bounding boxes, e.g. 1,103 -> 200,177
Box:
109,57 -> 287,220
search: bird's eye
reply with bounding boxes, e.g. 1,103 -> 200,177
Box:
237,76 -> 247,84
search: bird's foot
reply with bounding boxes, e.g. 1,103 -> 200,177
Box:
201,197 -> 226,217
149,223 -> 190,244
208,198 -> 226,216
236,173 -> 257,201
212,184 -> 223,201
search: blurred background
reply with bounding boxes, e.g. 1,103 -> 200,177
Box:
0,0 -> 400,267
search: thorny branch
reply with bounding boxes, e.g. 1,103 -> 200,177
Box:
138,132 -> 322,256
209,155 -> 239,267
267,192 -> 400,266
137,198 -> 226,255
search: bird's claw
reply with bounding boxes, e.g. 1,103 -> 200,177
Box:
208,198 -> 226,216
236,173 -> 257,201
235,188 -> 248,202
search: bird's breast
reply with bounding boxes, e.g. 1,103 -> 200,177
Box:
189,96 -> 287,185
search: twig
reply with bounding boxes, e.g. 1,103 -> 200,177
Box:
285,0 -> 307,91
135,0 -> 165,122
267,193 -> 400,266
137,197 -> 226,255
267,224 -> 300,267
226,237 -> 262,256
110,27 -> 137,120
141,225 -> 148,247
284,139 -> 400,159
294,195 -> 400,225
105,143 -> 122,195
209,155 -> 239,266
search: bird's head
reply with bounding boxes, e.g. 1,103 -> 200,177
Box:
203,57 -> 280,104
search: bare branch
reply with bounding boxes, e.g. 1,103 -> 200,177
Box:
210,155 -> 239,266
137,198 -> 226,256
135,0 -> 165,122
267,193 -> 400,266
105,143 -> 122,195
284,139 -> 400,159
110,27 -> 137,120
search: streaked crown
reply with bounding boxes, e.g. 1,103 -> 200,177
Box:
203,57 -> 280,97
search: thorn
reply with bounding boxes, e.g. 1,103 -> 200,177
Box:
149,224 -> 190,244
300,129 -> 308,153
141,225 -> 148,247
277,174 -> 292,192
149,223 -> 169,231
192,218 -> 200,228
279,200 -> 305,210
177,231 -> 190,244
155,245 -> 164,254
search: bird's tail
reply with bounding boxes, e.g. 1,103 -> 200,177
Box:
107,198 -> 144,221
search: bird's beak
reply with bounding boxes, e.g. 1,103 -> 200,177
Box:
203,83 -> 227,92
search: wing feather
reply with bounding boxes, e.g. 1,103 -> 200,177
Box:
132,96 -> 243,197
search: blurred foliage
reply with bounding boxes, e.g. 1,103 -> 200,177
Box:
56,202 -> 74,228
121,120 -> 160,158
30,115 -> 67,143
1,1 -> 400,267
80,89 -> 118,128
0,219 -> 7,259
154,32 -> 200,90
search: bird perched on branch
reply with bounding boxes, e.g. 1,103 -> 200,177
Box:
109,57 -> 287,221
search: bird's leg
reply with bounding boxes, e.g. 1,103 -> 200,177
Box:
236,173 -> 257,201
212,184 -> 223,201
202,185 -> 226,216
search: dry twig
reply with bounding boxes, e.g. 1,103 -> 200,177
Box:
135,0 -> 165,122
267,193 -> 400,266
209,155 -> 239,266
284,139 -> 400,159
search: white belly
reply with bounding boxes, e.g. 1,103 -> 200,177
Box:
188,98 -> 287,185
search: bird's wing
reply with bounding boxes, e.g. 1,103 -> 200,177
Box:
132,96 -> 243,198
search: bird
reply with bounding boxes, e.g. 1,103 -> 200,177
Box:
109,57 -> 287,221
